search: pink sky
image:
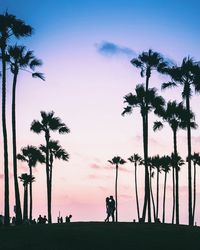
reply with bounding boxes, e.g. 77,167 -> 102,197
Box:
0,0 -> 200,224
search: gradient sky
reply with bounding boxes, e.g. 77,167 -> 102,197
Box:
0,0 -> 200,224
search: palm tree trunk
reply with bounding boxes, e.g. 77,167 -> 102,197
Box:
145,111 -> 151,223
45,131 -> 51,223
172,166 -> 175,224
12,71 -> 22,225
156,169 -> 159,219
134,163 -> 140,221
149,166 -> 156,221
115,164 -> 118,222
142,115 -> 147,222
186,94 -> 193,226
29,166 -> 33,221
162,171 -> 167,223
173,130 -> 179,225
23,185 -> 28,221
49,160 -> 53,220
192,162 -> 196,223
145,74 -> 151,223
1,45 -> 10,226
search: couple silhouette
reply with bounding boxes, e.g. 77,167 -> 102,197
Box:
105,196 -> 115,222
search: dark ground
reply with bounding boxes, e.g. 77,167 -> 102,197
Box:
0,222 -> 200,250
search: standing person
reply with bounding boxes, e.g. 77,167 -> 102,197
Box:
109,196 -> 116,222
105,197 -> 111,222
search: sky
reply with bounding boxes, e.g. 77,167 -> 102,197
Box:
0,0 -> 200,224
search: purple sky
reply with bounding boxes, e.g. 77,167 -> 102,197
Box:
0,0 -> 200,224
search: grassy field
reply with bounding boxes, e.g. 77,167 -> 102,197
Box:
0,222 -> 200,250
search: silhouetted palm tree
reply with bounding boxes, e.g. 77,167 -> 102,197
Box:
17,146 -> 45,221
162,57 -> 200,225
108,156 -> 126,222
147,157 -> 156,221
190,153 -> 200,222
19,173 -> 35,222
130,50 -> 168,222
170,153 -> 184,224
30,111 -> 70,223
151,155 -> 162,220
0,12 -> 32,225
128,154 -> 142,221
122,84 -> 165,222
40,140 -> 69,216
8,45 -> 44,225
154,101 -> 196,224
161,155 -> 171,223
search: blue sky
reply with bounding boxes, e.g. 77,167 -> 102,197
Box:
0,0 -> 200,223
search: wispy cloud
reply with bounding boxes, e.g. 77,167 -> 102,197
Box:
96,41 -> 135,57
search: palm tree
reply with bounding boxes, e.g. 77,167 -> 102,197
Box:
153,101 -> 197,224
161,155 -> 171,223
17,146 -> 45,221
7,45 -> 44,225
170,153 -> 184,224
151,155 -> 162,220
162,57 -> 200,225
147,157 -> 156,221
108,156 -> 126,222
190,153 -> 200,222
130,50 -> 168,222
30,111 -> 70,223
40,140 -> 69,215
0,12 -> 32,226
128,154 -> 142,221
19,173 -> 35,222
122,84 -> 165,222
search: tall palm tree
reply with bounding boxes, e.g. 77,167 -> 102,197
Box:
19,173 -> 35,222
153,101 -> 197,224
7,45 -> 44,225
30,111 -> 70,223
17,146 -> 45,221
190,153 -> 200,222
0,12 -> 32,226
130,50 -> 168,222
162,57 -> 200,225
161,155 -> 171,223
40,140 -> 69,215
108,156 -> 126,222
128,154 -> 142,221
122,84 -> 165,222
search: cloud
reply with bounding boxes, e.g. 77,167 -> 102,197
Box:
96,41 -> 135,57
90,163 -> 101,169
0,174 -> 3,179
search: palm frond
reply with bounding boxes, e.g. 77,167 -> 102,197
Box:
32,72 -> 45,81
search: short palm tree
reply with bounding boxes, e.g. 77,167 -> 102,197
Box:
8,44 -> 44,225
40,140 -> 69,214
146,157 -> 156,221
161,155 -> 171,223
154,101 -> 197,224
190,153 -> 200,222
108,156 -> 126,222
128,154 -> 142,221
162,57 -> 200,225
151,155 -> 162,220
19,173 -> 35,222
122,84 -> 165,222
30,111 -> 70,223
0,11 -> 32,225
17,146 -> 45,221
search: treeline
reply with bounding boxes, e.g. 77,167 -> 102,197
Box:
0,12 -> 70,226
109,50 -> 200,226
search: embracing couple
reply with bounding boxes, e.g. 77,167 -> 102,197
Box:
105,195 -> 115,222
